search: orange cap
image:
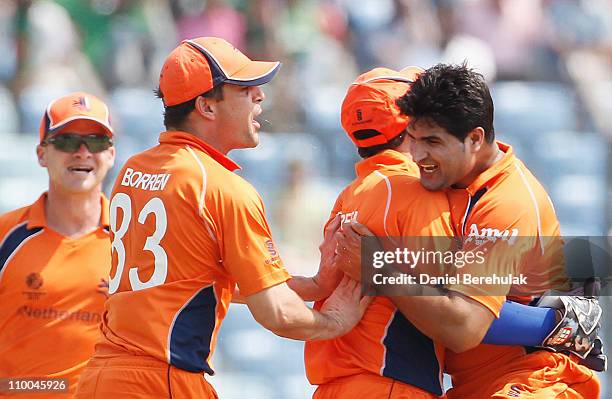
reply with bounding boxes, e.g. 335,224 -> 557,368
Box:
158,37 -> 281,106
341,66 -> 424,148
39,92 -> 113,142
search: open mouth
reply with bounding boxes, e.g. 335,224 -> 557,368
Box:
68,166 -> 94,173
252,119 -> 261,129
418,163 -> 439,174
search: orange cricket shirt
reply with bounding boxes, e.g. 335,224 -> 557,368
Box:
305,150 -> 454,397
444,142 -> 569,398
95,131 -> 290,375
0,193 -> 111,397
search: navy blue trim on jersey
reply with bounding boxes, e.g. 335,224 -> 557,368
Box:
169,285 -> 217,374
462,187 -> 487,236
0,223 -> 43,274
466,187 -> 487,222
382,310 -> 443,395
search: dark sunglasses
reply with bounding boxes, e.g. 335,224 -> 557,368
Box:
44,134 -> 113,153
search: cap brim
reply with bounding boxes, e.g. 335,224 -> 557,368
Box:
225,61 -> 281,86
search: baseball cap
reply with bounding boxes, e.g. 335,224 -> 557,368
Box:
341,66 -> 424,148
158,37 -> 281,106
39,92 -> 113,142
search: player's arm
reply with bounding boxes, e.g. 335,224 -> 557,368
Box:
483,300 -> 557,345
382,276 -> 495,353
234,216 -> 342,303
332,222 -> 500,353
219,186 -> 366,338
333,222 -> 602,354
245,276 -> 371,341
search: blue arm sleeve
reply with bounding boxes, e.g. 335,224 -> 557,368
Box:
482,301 -> 557,346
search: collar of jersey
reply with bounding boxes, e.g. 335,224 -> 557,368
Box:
355,149 -> 417,177
465,141 -> 515,196
27,193 -> 110,229
159,131 -> 241,171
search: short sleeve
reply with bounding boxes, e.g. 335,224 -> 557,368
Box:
218,187 -> 290,296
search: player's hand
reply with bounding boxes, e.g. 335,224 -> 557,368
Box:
313,216 -> 344,298
320,275 -> 373,336
334,221 -> 375,281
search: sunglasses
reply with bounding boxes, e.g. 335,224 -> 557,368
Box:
44,134 -> 113,153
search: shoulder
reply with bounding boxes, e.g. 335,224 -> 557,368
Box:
385,173 -> 449,209
0,205 -> 33,242
472,160 -> 554,234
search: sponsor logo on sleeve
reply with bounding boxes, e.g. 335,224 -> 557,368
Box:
264,239 -> 281,265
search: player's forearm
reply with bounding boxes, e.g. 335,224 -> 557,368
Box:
267,304 -> 347,341
246,282 -> 353,341
389,294 -> 483,352
286,276 -> 327,302
372,261 -> 492,352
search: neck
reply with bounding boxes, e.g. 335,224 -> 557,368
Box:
455,141 -> 503,188
45,187 -> 103,238
173,122 -> 230,155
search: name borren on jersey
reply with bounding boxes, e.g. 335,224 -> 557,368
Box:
120,168 -> 171,191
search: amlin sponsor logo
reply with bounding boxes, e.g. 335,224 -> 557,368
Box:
466,224 -> 519,245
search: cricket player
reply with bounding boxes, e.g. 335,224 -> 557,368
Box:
304,66 -> 455,399
74,37 -> 369,398
336,64 -> 601,398
0,92 -> 116,397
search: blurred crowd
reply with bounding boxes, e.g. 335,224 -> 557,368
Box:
2,0 -> 612,134
1,2 -> 611,398
0,0 -> 611,270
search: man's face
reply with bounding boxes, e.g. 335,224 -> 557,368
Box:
214,84 -> 265,150
407,119 -> 476,191
37,120 -> 115,194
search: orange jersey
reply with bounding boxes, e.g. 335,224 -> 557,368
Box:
95,131 -> 290,375
444,142 -> 594,398
0,193 -> 111,397
305,150 -> 454,397
313,373 -> 440,399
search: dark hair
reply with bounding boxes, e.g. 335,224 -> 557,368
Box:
155,84 -> 225,129
397,63 -> 495,143
356,130 -> 407,158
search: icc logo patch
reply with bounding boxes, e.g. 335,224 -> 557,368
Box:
25,272 -> 43,290
356,109 -> 363,121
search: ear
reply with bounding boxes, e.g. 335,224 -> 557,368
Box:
36,145 -> 47,167
194,96 -> 216,121
467,127 -> 485,152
